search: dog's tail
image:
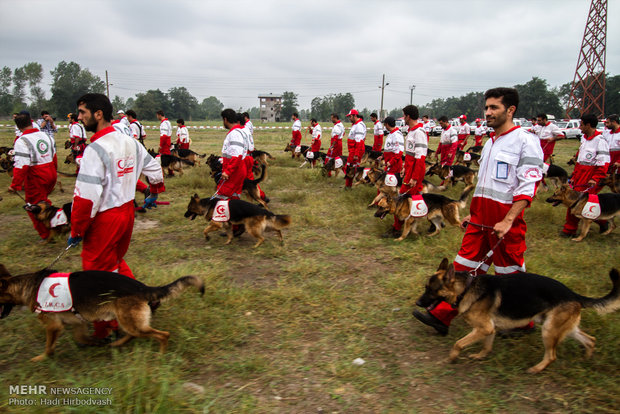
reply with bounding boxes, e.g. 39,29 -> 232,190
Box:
457,185 -> 474,208
199,153 -> 207,158
145,276 -> 205,303
251,164 -> 266,184
578,269 -> 620,314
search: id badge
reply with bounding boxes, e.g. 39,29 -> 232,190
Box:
496,161 -> 508,179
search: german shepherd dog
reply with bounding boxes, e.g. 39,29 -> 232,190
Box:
25,202 -> 72,243
359,167 -> 446,193
465,145 -> 483,154
360,145 -> 383,166
299,151 -> 327,169
148,148 -> 194,176
545,184 -> 620,241
171,145 -> 207,165
284,143 -> 309,159
321,156 -> 346,177
206,155 -> 269,209
373,187 -> 471,239
416,258 -> 620,373
426,163 -> 476,192
540,163 -> 568,191
184,194 -> 291,248
454,149 -> 481,168
251,149 -> 275,166
0,264 -> 204,361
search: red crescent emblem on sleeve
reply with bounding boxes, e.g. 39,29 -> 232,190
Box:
48,283 -> 61,298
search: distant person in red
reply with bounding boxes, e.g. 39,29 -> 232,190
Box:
157,110 -> 173,176
309,118 -> 322,167
370,113 -> 384,152
290,113 -> 302,158
176,118 -> 190,150
214,109 -> 248,200
535,113 -> 564,162
457,114 -> 470,149
436,116 -> 458,166
8,112 -> 57,240
344,109 -> 367,188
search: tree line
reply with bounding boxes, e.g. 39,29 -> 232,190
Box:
1,61 -> 618,122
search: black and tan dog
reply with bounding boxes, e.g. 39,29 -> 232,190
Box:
321,156 -> 346,177
416,258 -> 620,373
426,163 -> 476,192
25,202 -> 72,243
545,184 -> 620,241
454,150 -> 481,168
284,143 -> 309,159
172,145 -> 207,165
184,194 -> 291,248
251,149 -> 275,167
0,264 -> 204,361
373,187 -> 471,239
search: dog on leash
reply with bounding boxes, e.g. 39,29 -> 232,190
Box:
0,264 -> 204,361
373,187 -> 471,239
426,163 -> 476,192
184,195 -> 291,248
25,202 -> 72,243
416,258 -> 620,373
545,184 -> 620,241
172,145 -> 207,165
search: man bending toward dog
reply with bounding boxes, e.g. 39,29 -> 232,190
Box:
70,93 -> 165,339
414,87 -> 544,335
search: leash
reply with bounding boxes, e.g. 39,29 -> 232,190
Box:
11,190 -> 31,206
45,243 -> 77,270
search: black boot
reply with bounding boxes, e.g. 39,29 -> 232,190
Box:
412,310 -> 449,336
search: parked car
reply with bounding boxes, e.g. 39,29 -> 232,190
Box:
395,118 -> 408,134
556,119 -> 582,139
431,125 -> 443,136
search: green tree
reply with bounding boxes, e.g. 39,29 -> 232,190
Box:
49,61 -> 105,117
332,93 -> 355,118
514,77 -> 562,119
280,91 -> 298,121
133,89 -> 171,120
111,95 -> 126,113
198,96 -> 224,120
22,62 -> 46,115
168,86 -> 198,120
0,66 -> 13,115
12,67 -> 27,110
604,74 -> 620,115
247,107 -> 260,119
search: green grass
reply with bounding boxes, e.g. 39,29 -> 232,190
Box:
0,125 -> 618,413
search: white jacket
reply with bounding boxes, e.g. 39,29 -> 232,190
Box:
475,127 -> 543,205
348,120 -> 367,142
160,119 -> 172,137
373,121 -> 384,136
292,119 -> 301,131
440,126 -> 458,145
537,122 -> 562,140
331,121 -> 345,139
177,126 -> 190,144
405,125 -> 427,158
384,129 -> 404,154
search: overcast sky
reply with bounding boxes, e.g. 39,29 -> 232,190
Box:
1,0 -> 618,112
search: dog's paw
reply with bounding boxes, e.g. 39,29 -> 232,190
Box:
571,237 -> 584,242
30,354 -> 47,362
468,352 -> 488,360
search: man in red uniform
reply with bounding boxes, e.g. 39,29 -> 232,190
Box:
8,113 -> 58,240
603,114 -> 619,171
370,113 -> 384,152
536,113 -> 564,162
413,87 -> 543,335
214,109 -> 248,200
436,116 -> 458,166
157,110 -> 173,176
290,113 -> 302,158
345,109 -> 367,188
70,93 -> 165,339
400,105 -> 428,196
309,118 -> 322,167
561,114 -> 610,237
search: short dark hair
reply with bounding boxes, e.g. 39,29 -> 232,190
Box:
177,118 -> 184,125
310,118 -> 317,123
383,116 -> 396,128
76,93 -> 113,122
438,115 -> 448,123
423,115 -> 429,119
125,109 -> 137,119
242,112 -> 249,119
331,113 -> 340,120
14,113 -> 32,129
484,87 -> 519,113
236,112 -> 245,124
221,108 -> 237,123
607,114 -> 619,124
292,112 -> 298,118
156,110 -> 165,117
402,105 -> 419,119
69,113 -> 78,122
370,113 -> 378,118
41,110 -> 50,116
536,113 -> 547,120
580,114 -> 598,128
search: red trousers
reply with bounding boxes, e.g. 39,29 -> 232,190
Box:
82,202 -> 136,338
540,139 -> 556,162
458,134 -> 468,150
291,131 -> 302,146
474,135 -> 483,146
23,172 -> 56,239
438,143 -> 458,165
372,134 -> 383,152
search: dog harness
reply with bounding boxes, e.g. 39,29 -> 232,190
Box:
50,208 -> 69,228
212,200 -> 231,222
409,195 -> 428,217
581,194 -> 601,220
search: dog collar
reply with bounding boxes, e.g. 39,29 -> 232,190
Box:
454,273 -> 476,307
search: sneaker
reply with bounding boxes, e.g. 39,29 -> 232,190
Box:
412,310 -> 449,336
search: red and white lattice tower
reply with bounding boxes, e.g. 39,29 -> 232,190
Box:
565,0 -> 607,118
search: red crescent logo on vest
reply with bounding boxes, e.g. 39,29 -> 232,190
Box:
589,205 -> 596,212
216,205 -> 226,214
416,202 -> 423,210
48,283 -> 61,298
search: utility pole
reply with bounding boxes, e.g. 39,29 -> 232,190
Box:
105,70 -> 110,98
379,74 -> 389,119
410,85 -> 416,105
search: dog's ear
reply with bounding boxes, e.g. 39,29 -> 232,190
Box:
0,264 -> 11,278
437,258 -> 450,271
193,193 -> 199,199
444,264 -> 456,285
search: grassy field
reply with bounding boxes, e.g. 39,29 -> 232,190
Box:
0,123 -> 618,413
